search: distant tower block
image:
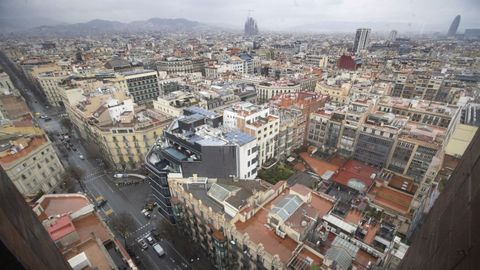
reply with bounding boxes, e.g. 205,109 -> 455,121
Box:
353,28 -> 371,54
447,15 -> 461,36
389,30 -> 398,42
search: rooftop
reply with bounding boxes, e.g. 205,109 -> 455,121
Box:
299,152 -> 339,176
47,215 -> 76,241
235,191 -> 301,264
37,194 -> 90,220
333,160 -> 378,192
369,185 -> 414,216
0,136 -> 48,165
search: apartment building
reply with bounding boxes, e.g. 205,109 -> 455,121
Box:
122,70 -> 160,104
270,107 -> 306,161
270,92 -> 329,145
168,174 -> 393,270
67,88 -> 172,170
256,81 -> 301,103
153,90 -> 206,117
156,57 -> 205,75
315,82 -> 351,105
354,112 -> 408,167
20,59 -> 61,84
37,71 -> 69,106
145,106 -> 258,222
0,125 -> 64,198
377,96 -> 458,128
391,72 -> 446,101
0,70 -> 14,91
307,110 -> 345,153
223,102 -> 279,167
388,123 -> 445,182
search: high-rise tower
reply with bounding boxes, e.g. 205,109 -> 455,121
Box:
389,30 -> 398,42
447,15 -> 461,36
353,28 -> 371,54
244,17 -> 259,37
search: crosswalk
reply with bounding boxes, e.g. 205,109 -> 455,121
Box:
127,221 -> 152,241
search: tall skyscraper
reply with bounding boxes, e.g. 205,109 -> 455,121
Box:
0,167 -> 71,270
244,17 -> 259,37
389,30 -> 398,42
353,28 -> 371,54
447,15 -> 461,36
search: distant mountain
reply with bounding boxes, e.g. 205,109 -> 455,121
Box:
0,17 -> 66,33
16,18 -> 210,36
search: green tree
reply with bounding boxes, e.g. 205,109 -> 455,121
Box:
60,118 -> 72,130
110,212 -> 137,247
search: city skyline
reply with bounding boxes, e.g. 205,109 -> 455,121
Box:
0,1 -> 479,269
1,0 -> 479,33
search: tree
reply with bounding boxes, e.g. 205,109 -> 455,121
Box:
60,117 -> 72,130
110,212 -> 137,247
153,218 -> 177,241
62,166 -> 85,193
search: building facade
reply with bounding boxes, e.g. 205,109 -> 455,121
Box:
123,70 -> 160,105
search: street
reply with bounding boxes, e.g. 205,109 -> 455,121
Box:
0,54 -> 198,270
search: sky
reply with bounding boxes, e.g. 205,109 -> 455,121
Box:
0,0 -> 479,32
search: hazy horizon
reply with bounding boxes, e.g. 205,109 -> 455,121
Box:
1,0 -> 479,33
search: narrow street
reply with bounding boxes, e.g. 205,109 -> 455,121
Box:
0,53 -> 198,270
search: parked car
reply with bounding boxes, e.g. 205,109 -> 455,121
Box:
96,199 -> 107,208
141,209 -> 151,219
152,243 -> 165,256
95,196 -> 107,207
138,239 -> 148,250
145,235 -> 155,245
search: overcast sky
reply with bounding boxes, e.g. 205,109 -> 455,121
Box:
1,0 -> 479,32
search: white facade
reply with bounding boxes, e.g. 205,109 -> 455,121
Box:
224,102 -> 280,167
237,138 -> 258,179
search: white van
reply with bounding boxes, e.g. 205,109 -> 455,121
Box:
153,243 -> 165,256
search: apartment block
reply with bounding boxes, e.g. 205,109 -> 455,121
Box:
256,81 -> 301,103
315,82 -> 351,105
156,57 -> 205,75
0,125 -> 64,198
37,71 -> 69,106
153,90 -> 206,117
145,106 -> 258,222
353,112 -> 408,167
223,102 -> 279,168
122,70 -> 160,104
67,88 -> 172,170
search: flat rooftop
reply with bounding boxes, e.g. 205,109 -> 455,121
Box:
369,185 -> 414,216
299,152 -> 339,176
37,194 -> 90,220
235,191 -> 301,264
333,160 -> 378,192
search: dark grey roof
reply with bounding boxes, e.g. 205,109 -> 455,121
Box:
223,130 -> 255,146
287,172 -> 319,189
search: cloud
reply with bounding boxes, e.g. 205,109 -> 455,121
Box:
0,0 -> 478,31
